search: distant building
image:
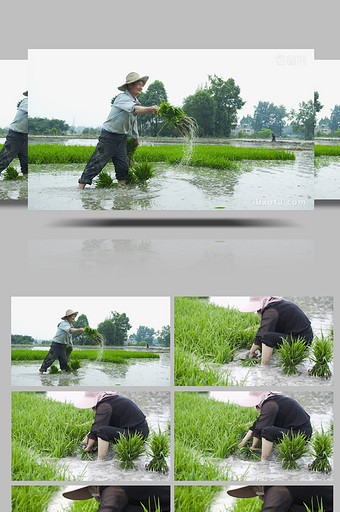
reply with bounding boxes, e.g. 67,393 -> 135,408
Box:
232,124 -> 254,135
316,123 -> 331,135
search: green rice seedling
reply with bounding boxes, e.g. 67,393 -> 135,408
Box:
115,431 -> 146,470
140,498 -> 162,512
67,498 -> 99,512
175,441 -> 229,481
175,486 -> 222,512
158,101 -> 198,139
145,427 -> 170,473
126,136 -> 137,166
241,357 -> 260,367
130,160 -> 155,183
277,431 -> 309,470
94,170 -> 114,188
308,333 -> 333,378
314,145 -> 340,157
308,426 -> 333,473
303,498 -> 326,512
12,486 -> 60,512
238,446 -> 261,461
12,348 -> 159,362
226,496 -> 263,512
276,337 -> 310,374
49,364 -> 59,373
2,165 -> 23,180
80,450 -> 95,461
83,326 -> 105,345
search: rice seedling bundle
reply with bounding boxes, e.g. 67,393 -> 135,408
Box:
276,337 -> 310,374
308,333 -> 333,378
145,427 -> 170,473
308,426 -> 333,473
94,171 -> 114,188
114,431 -> 146,469
277,431 -> 309,470
2,165 -> 23,180
128,160 -> 155,184
314,145 -> 340,157
175,486 -> 222,512
238,445 -> 261,461
83,326 -> 105,346
158,101 -> 198,139
126,136 -> 137,165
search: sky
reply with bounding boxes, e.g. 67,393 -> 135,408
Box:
314,59 -> 340,119
11,296 -> 170,339
0,60 -> 28,127
29,49 -> 314,127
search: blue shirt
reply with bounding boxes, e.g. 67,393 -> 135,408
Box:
52,320 -> 73,346
102,91 -> 140,138
10,97 -> 28,133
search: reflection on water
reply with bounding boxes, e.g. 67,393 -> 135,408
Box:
11,353 -> 170,387
209,391 -> 333,482
0,176 -> 27,200
315,157 -> 340,199
28,150 -> 313,211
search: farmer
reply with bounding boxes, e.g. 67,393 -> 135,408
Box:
74,391 -> 149,460
240,297 -> 313,365
237,392 -> 312,461
271,132 -> 276,142
63,485 -> 170,512
39,309 -> 84,374
78,72 -> 159,189
227,485 -> 333,512
0,91 -> 28,177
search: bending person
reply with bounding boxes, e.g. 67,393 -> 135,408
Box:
78,72 -> 159,188
240,296 -> 313,365
227,485 -> 333,512
39,309 -> 83,374
238,392 -> 312,461
63,485 -> 170,512
74,391 -> 149,460
0,91 -> 28,177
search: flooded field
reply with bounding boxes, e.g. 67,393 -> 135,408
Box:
28,138 -> 313,210
315,156 -> 340,199
11,352 -> 170,386
0,173 -> 27,200
209,391 -> 333,483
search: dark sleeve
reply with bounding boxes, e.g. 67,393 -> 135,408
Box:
253,308 -> 279,344
88,402 -> 112,440
261,487 -> 294,512
97,487 -> 129,512
250,400 -> 279,439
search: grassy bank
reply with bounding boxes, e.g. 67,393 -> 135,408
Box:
28,143 -> 295,169
175,392 -> 258,481
12,348 -> 159,364
12,486 -> 60,512
174,486 -> 222,512
314,145 -> 340,157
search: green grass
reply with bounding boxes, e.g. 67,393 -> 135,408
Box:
67,499 -> 99,512
174,486 -> 222,512
308,333 -> 333,378
276,337 -> 310,374
314,145 -> 340,156
175,392 -> 258,480
226,496 -> 263,512
308,426 -> 333,473
12,348 -> 159,363
277,431 -> 309,470
12,392 -> 94,479
12,486 -> 60,512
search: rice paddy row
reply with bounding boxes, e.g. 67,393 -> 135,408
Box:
12,348 -> 159,364
27,143 -> 296,171
314,145 -> 340,156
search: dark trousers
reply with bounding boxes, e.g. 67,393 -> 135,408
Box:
0,129 -> 28,174
97,420 -> 149,443
39,342 -> 68,371
261,423 -> 312,443
78,130 -> 128,184
261,327 -> 313,348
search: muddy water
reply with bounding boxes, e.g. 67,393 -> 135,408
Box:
28,152 -> 313,211
208,296 -> 333,386
11,353 -> 170,386
0,174 -> 27,200
315,156 -> 340,199
209,391 -> 333,482
46,391 -> 171,481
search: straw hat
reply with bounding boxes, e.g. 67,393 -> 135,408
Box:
23,91 -> 28,96
118,72 -> 149,91
61,309 -> 78,320
237,391 -> 281,408
74,391 -> 117,409
239,296 -> 282,313
63,486 -> 99,500
227,486 -> 263,498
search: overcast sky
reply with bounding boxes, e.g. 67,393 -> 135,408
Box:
315,59 -> 339,119
0,60 -> 28,127
29,49 -> 314,127
11,296 -> 170,339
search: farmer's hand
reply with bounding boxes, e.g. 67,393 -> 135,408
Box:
238,440 -> 246,449
82,435 -> 89,445
134,138 -> 139,146
150,105 -> 159,115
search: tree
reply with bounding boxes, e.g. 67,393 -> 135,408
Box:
138,80 -> 168,136
252,101 -> 287,136
240,115 -> 253,127
97,311 -> 131,346
206,75 -> 245,137
134,325 -> 155,345
155,325 -> 170,346
11,334 -> 35,344
290,92 -> 323,140
28,117 -> 70,135
330,105 -> 340,132
182,89 -> 216,137
72,314 -> 89,345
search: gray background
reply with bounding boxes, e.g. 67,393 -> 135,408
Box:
3,0 -> 339,509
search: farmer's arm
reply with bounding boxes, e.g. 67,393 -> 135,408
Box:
260,486 -> 294,512
97,487 -> 129,512
70,328 -> 84,333
238,429 -> 254,447
88,402 -> 112,440
252,401 -> 279,439
134,105 -> 159,115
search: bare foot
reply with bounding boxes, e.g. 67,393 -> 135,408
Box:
78,183 -> 86,189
